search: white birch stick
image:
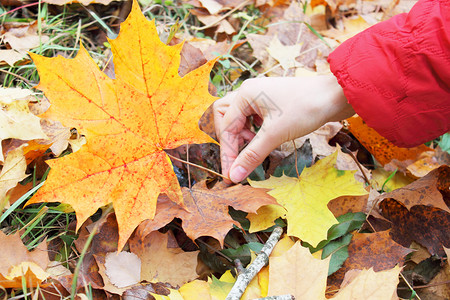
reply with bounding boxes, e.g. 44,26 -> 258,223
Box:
225,227 -> 283,300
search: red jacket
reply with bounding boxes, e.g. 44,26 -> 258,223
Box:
328,0 -> 450,148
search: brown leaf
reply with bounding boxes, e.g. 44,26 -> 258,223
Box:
129,231 -> 199,287
377,165 -> 450,213
133,180 -> 278,247
379,198 -> 450,257
327,230 -> 412,292
327,194 -> 369,217
247,2 -> 330,76
0,231 -> 50,288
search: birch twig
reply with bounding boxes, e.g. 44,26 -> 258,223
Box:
225,227 -> 283,300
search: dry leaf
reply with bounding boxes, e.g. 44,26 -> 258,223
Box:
0,146 -> 27,205
379,198 -> 450,257
129,231 -> 199,287
332,266 -> 400,300
346,115 -> 432,172
105,251 -> 141,288
132,180 -> 278,247
268,241 -> 330,299
0,231 -> 50,288
0,87 -> 47,161
26,0 -> 218,250
327,231 -> 412,291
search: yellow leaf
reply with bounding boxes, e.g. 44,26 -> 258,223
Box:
332,266 -> 400,300
249,150 -> 368,247
247,204 -> 286,233
179,280 -> 212,300
268,241 -> 330,299
0,146 -> 27,206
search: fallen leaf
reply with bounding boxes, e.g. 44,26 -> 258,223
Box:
0,231 -> 50,288
376,165 -> 450,213
346,115 -> 432,172
0,146 -> 27,205
247,2 -> 330,76
249,150 -> 368,247
0,87 -> 47,161
268,241 -> 330,299
321,15 -> 370,43
371,168 -> 414,192
43,0 -> 119,5
129,231 -> 199,287
0,262 -> 50,288
406,147 -> 450,178
105,251 -> 141,288
266,35 -> 302,70
0,21 -> 49,66
379,198 -> 450,257
280,122 -> 342,159
132,180 -> 278,247
332,266 -> 400,300
327,230 -> 412,291
327,195 -> 368,217
26,0 -> 218,250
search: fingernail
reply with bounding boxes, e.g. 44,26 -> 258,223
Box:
230,165 -> 247,183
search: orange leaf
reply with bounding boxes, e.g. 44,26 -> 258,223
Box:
346,116 -> 432,171
26,0 -> 218,250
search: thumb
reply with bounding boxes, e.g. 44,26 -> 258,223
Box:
228,126 -> 279,183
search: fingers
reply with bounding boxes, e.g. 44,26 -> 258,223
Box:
228,123 -> 280,183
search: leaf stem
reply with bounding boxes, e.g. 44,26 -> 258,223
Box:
165,152 -> 230,181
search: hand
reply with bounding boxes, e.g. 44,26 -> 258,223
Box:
213,74 -> 355,183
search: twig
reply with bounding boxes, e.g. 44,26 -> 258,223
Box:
292,140 -> 300,178
0,68 -> 32,86
226,227 -> 283,300
400,272 -> 422,300
341,146 -> 371,186
234,259 -> 245,275
191,0 -> 251,31
255,296 -> 295,300
165,152 -> 230,181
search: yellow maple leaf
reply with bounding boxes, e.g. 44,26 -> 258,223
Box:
26,0 -> 217,250
249,150 -> 368,247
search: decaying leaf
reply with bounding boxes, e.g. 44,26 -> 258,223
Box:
0,87 -> 47,162
0,231 -> 50,288
132,180 -> 278,247
379,198 -> 450,257
105,251 -> 141,288
0,146 -> 27,205
328,230 -> 412,291
247,2 -> 330,76
129,231 -> 199,287
0,21 -> 49,66
249,150 -> 368,247
346,115 -> 433,172
26,0 -> 218,250
375,165 -> 450,213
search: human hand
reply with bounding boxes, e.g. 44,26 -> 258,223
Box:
213,74 -> 355,183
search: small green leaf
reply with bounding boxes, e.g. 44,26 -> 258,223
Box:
322,233 -> 352,275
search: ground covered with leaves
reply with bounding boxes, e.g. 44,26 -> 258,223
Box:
0,0 -> 449,299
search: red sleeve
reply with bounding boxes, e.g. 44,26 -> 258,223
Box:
328,0 -> 450,148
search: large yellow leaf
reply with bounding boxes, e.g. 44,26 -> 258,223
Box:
26,0 -> 217,250
249,150 -> 368,247
268,241 -> 330,298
